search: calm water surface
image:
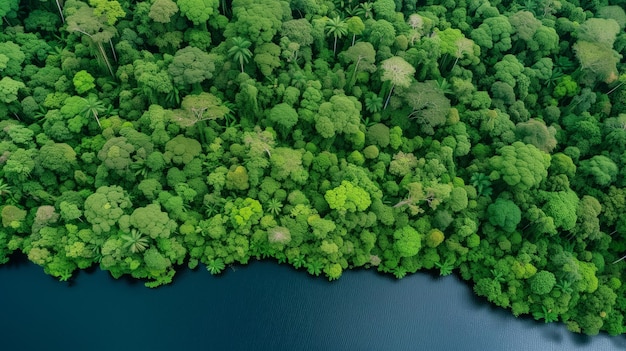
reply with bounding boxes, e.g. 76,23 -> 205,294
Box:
1,257 -> 625,351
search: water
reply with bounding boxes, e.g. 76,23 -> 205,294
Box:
1,257 -> 625,351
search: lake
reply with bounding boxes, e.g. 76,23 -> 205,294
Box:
1,257 -> 625,351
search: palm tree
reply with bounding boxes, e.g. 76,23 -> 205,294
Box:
266,198 -> 283,215
533,306 -> 558,323
364,92 -> 383,114
435,77 -> 454,96
121,229 -> 149,254
80,94 -> 106,128
291,254 -> 306,269
325,16 -> 348,55
356,2 -> 374,19
206,258 -> 226,275
228,37 -> 253,73
0,178 -> 15,204
470,173 -> 493,197
306,259 -> 324,276
435,259 -> 454,276
393,266 -> 407,279
0,179 -> 13,198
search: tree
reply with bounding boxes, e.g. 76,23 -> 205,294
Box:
603,114 -> 626,155
38,143 -> 77,174
168,46 -> 215,90
494,55 -> 525,88
227,37 -> 252,73
324,263 -> 342,281
164,135 -> 202,165
1,205 -> 27,229
389,152 -> 418,177
26,5 -> 60,27
436,27 -> 479,70
369,0 -> 395,19
80,94 -> 106,128
401,81 -> 451,135
471,15 -> 513,55
575,155 -> 618,188
449,187 -> 468,212
206,257 -> 225,275
84,186 -> 133,235
0,77 -> 25,104
268,103 -> 298,134
98,137 -> 135,177
340,42 -> 376,87
561,113 -> 601,156
324,181 -> 371,213
572,195 -> 602,241
577,18 -> 621,47
515,119 -> 557,153
89,0 -> 126,26
121,229 -> 149,254
175,92 -> 230,127
253,43 -> 281,77
177,0 -> 218,26
487,198 -> 521,233
540,190 -> 579,232
356,2 -> 374,19
65,2 -> 120,77
508,10 -> 542,44
572,18 -> 622,84
143,247 -> 172,274
325,16 -> 348,55
364,93 -> 383,114
149,0 -> 179,23
368,19 -> 396,48
225,0 -> 288,45
380,56 -> 415,109
393,226 -> 422,258
4,149 -> 37,182
573,41 -> 621,84
346,16 -> 365,46
0,41 -> 25,78
128,204 -> 177,240
489,142 -> 551,192
269,148 -> 305,183
314,94 -> 361,139
0,0 -> 19,22
72,70 -> 95,94
281,19 -> 314,48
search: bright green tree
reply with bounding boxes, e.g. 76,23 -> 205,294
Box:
393,226 -> 422,258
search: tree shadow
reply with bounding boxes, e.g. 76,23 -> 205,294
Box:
0,252 -> 30,269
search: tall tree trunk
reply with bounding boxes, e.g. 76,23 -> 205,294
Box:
109,39 -> 117,63
55,0 -> 65,23
353,56 -> 362,76
384,83 -> 395,110
97,42 -> 115,77
349,56 -> 362,87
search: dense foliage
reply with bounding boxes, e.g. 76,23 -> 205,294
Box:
2,0 -> 626,336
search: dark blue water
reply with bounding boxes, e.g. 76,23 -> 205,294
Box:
1,258 -> 625,351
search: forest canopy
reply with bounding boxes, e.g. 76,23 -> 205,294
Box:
2,0 -> 626,337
